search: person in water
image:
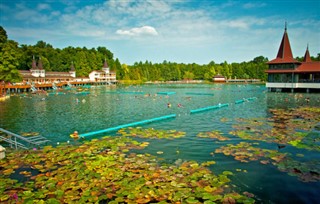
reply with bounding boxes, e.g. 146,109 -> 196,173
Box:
71,131 -> 79,139
167,103 -> 171,108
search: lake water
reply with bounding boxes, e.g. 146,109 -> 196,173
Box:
1,83 -> 319,203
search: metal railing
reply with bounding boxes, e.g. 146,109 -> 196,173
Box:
0,128 -> 50,150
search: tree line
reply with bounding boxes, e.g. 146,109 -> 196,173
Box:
1,26 -> 319,83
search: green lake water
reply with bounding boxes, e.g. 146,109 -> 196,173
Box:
1,84 -> 319,203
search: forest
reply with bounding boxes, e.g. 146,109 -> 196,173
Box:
1,26 -> 319,83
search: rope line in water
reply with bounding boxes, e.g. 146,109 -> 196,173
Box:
79,114 -> 176,138
190,103 -> 229,114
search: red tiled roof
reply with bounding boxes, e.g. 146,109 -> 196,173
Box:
266,62 -> 320,73
267,58 -> 300,64
267,26 -> 299,64
297,62 -> 320,72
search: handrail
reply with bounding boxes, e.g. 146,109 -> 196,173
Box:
0,135 -> 28,149
0,128 -> 33,142
0,128 -> 50,149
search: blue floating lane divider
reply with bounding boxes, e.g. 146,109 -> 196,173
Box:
79,114 -> 176,138
118,91 -> 145,94
235,99 -> 245,104
247,97 -> 257,101
235,97 -> 257,104
190,103 -> 229,114
185,92 -> 214,96
157,91 -> 176,95
48,92 -> 65,95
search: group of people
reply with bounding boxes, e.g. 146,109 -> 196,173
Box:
76,98 -> 86,103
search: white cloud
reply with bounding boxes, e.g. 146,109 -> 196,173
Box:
37,3 -> 51,11
243,2 -> 266,9
2,0 -> 318,64
227,19 -> 249,29
116,26 -> 158,36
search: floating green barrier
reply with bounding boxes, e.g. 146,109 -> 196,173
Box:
185,92 -> 214,96
190,103 -> 229,114
79,114 -> 177,138
235,97 -> 257,104
117,91 -> 145,94
157,91 -> 176,95
235,99 -> 245,104
48,92 -> 65,95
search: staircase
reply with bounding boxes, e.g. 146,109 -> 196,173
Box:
0,128 -> 50,150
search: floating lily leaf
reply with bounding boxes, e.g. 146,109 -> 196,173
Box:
0,136 -> 255,203
215,142 -> 320,182
21,132 -> 39,137
197,130 -> 230,141
231,107 -> 320,152
117,127 -> 186,139
201,161 -> 216,167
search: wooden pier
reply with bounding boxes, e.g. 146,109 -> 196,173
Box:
0,81 -> 114,94
226,79 -> 261,83
0,128 -> 50,150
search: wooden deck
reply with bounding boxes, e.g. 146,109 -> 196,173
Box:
226,79 -> 261,83
0,81 -> 115,94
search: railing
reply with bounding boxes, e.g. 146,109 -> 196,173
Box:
0,128 -> 50,150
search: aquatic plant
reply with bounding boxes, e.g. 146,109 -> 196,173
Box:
197,130 -> 230,141
215,142 -> 320,182
230,107 -> 320,151
117,127 -> 186,139
0,136 -> 255,203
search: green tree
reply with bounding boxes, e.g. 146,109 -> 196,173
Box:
121,64 -> 130,80
0,40 -> 22,82
0,26 -> 8,45
183,71 -> 194,80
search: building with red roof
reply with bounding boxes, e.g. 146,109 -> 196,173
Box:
266,24 -> 320,93
19,57 -> 116,85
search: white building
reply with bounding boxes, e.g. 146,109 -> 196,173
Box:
19,57 -> 116,84
88,59 -> 116,83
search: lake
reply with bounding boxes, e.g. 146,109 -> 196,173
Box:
0,83 -> 319,203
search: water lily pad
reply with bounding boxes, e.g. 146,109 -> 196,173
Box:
197,130 -> 230,141
117,127 -> 186,139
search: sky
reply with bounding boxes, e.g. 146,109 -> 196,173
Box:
0,0 -> 319,65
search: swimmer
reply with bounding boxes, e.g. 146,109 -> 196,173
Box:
167,103 -> 171,108
71,131 -> 79,139
305,97 -> 310,104
178,103 -> 182,108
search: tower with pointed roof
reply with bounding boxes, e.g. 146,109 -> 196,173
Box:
102,58 -> 110,74
30,56 -> 45,78
303,45 -> 312,63
69,61 -> 76,78
266,24 -> 320,93
31,55 -> 37,69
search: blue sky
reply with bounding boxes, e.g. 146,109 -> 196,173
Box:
0,0 -> 319,65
